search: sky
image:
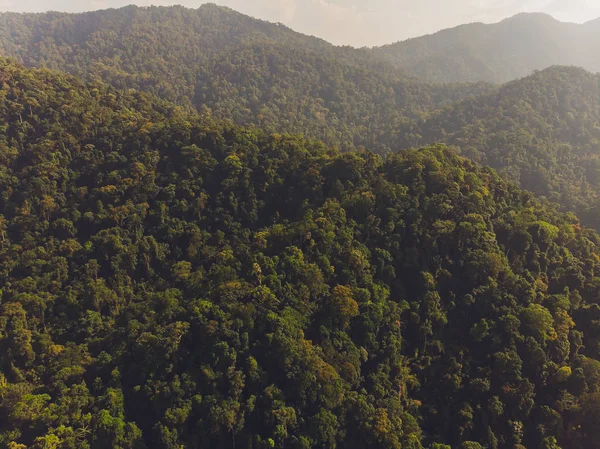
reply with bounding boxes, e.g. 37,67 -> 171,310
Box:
0,0 -> 599,47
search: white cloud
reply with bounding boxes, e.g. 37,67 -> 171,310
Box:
542,0 -> 600,23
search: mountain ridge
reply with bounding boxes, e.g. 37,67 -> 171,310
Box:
4,5 -> 600,227
397,65 -> 600,227
0,4 -> 494,154
373,12 -> 600,83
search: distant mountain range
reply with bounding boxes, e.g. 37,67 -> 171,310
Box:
3,5 -> 600,225
0,3 -> 492,154
373,12 -> 600,83
2,5 -> 598,88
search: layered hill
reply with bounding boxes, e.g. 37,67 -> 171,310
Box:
398,66 -> 600,227
0,4 -> 491,153
0,58 -> 600,449
3,6 -> 600,226
374,13 -> 600,83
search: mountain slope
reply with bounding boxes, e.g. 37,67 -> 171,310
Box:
0,4 -> 492,153
4,7 -> 600,227
374,13 -> 600,83
0,3 -> 334,104
401,66 -> 600,227
0,58 -> 600,449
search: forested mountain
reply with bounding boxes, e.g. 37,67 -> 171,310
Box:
399,66 -> 600,228
2,7 -> 600,447
1,58 -> 600,449
0,4 -> 492,153
3,7 -> 600,223
4,5 -> 600,229
374,13 -> 600,83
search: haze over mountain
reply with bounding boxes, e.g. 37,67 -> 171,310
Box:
374,12 -> 600,83
399,66 -> 600,226
2,0 -> 600,47
3,4 -> 600,228
0,3 -> 493,153
4,4 -> 600,227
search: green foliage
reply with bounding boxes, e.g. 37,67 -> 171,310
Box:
3,7 -> 600,234
407,66 -> 600,229
0,59 -> 598,449
521,305 -> 555,341
0,4 -> 492,155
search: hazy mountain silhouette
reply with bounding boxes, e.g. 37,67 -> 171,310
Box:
373,12 -> 600,83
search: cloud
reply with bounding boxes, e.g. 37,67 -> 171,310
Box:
542,0 -> 600,22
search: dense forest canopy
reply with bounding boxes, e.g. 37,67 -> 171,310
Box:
374,13 -> 600,84
0,58 -> 600,449
1,4 -> 600,448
